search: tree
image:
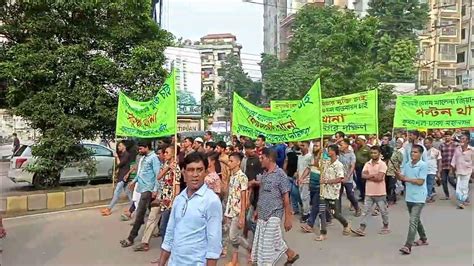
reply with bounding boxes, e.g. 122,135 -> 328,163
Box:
368,0 -> 429,41
217,54 -> 262,115
368,0 -> 429,83
201,90 -> 217,118
261,6 -> 397,134
0,1 -> 172,187
263,6 -> 382,99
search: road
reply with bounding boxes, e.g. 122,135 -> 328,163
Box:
1,186 -> 473,266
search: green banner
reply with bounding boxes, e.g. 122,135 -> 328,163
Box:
232,79 -> 322,143
271,90 -> 379,134
393,90 -> 474,129
270,100 -> 299,112
321,90 -> 378,134
115,71 -> 177,137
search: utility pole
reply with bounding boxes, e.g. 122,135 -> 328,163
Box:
465,0 -> 473,90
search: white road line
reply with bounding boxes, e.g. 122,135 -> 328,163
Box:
4,202 -> 129,221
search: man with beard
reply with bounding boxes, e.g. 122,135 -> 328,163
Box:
120,141 -> 161,248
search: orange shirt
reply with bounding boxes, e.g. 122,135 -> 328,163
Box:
362,159 -> 388,196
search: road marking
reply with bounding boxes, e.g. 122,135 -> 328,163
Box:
4,202 -> 129,221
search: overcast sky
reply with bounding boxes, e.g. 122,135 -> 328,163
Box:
163,0 -> 264,56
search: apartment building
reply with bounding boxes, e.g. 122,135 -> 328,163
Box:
456,0 -> 473,89
418,0 -> 462,93
263,0 -> 288,55
193,34 -> 242,121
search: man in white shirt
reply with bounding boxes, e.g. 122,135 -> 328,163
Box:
423,137 -> 441,203
296,141 -> 312,223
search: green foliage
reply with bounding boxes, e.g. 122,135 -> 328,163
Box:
201,90 -> 217,117
368,0 -> 429,82
263,6 -> 381,99
0,1 -> 172,187
368,0 -> 429,40
218,54 -> 262,114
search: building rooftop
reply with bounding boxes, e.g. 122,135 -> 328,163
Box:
201,33 -> 237,41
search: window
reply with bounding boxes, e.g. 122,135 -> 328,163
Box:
457,51 -> 465,63
440,19 -> 458,36
461,5 -> 466,16
420,71 -> 430,86
440,0 -> 457,11
456,75 -> 463,85
421,43 -> 431,60
84,144 -> 113,157
217,53 -> 226,61
438,69 -> 456,86
472,49 -> 474,58
439,43 -> 456,61
461,28 -> 466,39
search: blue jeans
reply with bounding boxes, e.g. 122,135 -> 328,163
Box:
289,178 -> 302,214
426,174 -> 436,199
159,209 -> 171,239
108,181 -> 132,210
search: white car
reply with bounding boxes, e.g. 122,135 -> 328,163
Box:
8,143 -> 115,187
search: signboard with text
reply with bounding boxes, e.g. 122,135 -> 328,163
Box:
393,90 -> 474,129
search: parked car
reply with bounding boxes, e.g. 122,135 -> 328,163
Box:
8,143 -> 115,188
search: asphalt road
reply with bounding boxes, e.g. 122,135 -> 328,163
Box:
2,184 -> 473,266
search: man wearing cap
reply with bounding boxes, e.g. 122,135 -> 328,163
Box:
355,135 -> 371,202
193,137 -> 206,153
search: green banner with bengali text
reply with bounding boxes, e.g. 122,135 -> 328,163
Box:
271,90 -> 379,134
270,100 -> 299,112
393,90 -> 474,129
115,70 -> 177,138
232,79 -> 322,143
321,90 -> 378,134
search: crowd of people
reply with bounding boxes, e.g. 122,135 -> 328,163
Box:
102,129 -> 473,265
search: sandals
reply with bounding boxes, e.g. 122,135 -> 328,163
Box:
120,239 -> 134,248
399,246 -> 411,255
102,209 -> 112,216
120,214 -> 131,221
354,209 -> 362,217
379,228 -> 391,235
351,228 -> 366,236
413,239 -> 429,246
314,234 -> 327,241
284,254 -> 300,265
133,243 -> 150,252
343,224 -> 351,236
300,224 -> 313,233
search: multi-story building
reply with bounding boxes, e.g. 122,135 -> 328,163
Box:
418,0 -> 462,93
164,47 -> 202,118
456,0 -> 473,89
193,33 -> 242,122
164,47 -> 203,131
263,0 -> 288,55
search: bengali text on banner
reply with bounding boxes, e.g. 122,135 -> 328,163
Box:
270,90 -> 379,134
232,79 -> 322,143
393,90 -> 474,129
115,70 -> 177,138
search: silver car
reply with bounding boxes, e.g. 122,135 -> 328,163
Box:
8,143 -> 115,187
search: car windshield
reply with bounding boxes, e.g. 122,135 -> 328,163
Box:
13,145 -> 32,157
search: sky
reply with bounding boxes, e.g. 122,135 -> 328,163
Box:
162,0 -> 264,79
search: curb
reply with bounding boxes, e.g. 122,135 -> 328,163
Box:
0,184 -> 120,215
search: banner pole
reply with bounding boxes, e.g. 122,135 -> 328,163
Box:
375,88 -> 379,139
112,134 -> 116,189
